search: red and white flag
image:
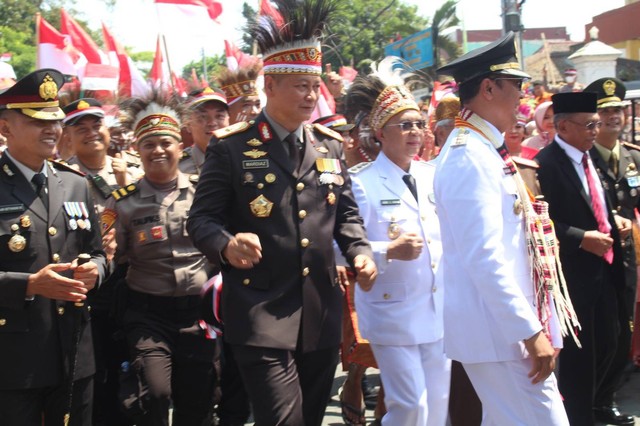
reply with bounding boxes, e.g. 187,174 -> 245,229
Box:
155,0 -> 223,23
60,9 -> 108,65
101,23 -> 149,97
36,14 -> 84,75
81,63 -> 119,91
150,36 -> 170,89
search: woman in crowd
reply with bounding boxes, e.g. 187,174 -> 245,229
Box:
522,101 -> 555,152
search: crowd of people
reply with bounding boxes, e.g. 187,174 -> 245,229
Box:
1,0 -> 640,425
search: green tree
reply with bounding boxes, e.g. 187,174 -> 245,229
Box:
0,26 -> 36,77
182,53 -> 226,88
431,0 -> 460,70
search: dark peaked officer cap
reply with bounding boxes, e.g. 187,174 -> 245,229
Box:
0,68 -> 65,120
437,32 -> 530,85
583,77 -> 627,109
62,98 -> 105,126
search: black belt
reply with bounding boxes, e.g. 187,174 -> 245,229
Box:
127,288 -> 201,311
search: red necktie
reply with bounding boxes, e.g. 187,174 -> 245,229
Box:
582,153 -> 613,264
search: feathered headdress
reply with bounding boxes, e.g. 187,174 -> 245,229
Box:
345,57 -> 419,132
119,90 -> 184,143
248,0 -> 338,75
217,61 -> 263,105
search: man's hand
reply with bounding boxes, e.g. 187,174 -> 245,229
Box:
111,153 -> 130,188
614,215 -> 632,241
71,257 -> 99,291
580,230 -> 613,257
524,330 -> 556,384
26,263 -> 90,303
387,232 -> 424,261
223,233 -> 262,269
102,228 -> 117,263
336,265 -> 350,291
353,254 -> 377,291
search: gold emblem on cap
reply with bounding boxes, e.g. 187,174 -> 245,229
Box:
387,222 -> 401,240
243,149 -> 267,159
8,234 -> 26,252
39,74 -> 58,101
249,194 -> 274,218
77,100 -> 91,110
265,173 -> 276,183
19,216 -> 31,228
603,80 -> 616,96
246,138 -> 263,147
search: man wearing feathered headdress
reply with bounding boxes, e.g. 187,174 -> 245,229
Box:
186,0 -> 377,424
218,60 -> 263,125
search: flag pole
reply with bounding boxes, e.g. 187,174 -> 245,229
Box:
35,13 -> 41,69
161,33 -> 176,91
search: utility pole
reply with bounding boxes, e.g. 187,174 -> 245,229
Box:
501,0 -> 525,69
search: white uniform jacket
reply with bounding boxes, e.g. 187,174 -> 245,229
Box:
351,152 -> 443,346
434,123 -> 547,364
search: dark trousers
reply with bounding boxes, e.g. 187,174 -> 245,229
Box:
448,361 -> 482,426
232,344 -> 339,426
124,294 -> 219,426
218,341 -> 251,425
0,376 -> 93,426
558,270 -> 619,425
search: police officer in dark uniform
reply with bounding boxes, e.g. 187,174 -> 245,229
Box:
104,95 -> 218,426
0,69 -> 107,425
187,1 -> 377,424
587,77 -> 637,425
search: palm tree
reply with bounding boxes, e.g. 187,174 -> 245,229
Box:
431,0 -> 460,70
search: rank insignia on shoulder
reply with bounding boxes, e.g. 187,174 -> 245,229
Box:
622,141 -> 640,152
512,156 -> 539,169
243,149 -> 268,159
452,128 -> 469,147
2,164 -> 14,177
49,160 -> 86,176
348,161 -> 373,174
213,121 -> 251,139
313,123 -> 344,142
111,183 -> 138,201
181,150 -> 191,160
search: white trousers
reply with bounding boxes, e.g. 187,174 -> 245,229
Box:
464,359 -> 569,426
371,339 -> 451,426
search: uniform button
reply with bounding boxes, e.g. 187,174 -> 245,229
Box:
432,286 -> 437,293
421,215 -> 426,221
302,267 -> 310,277
257,183 -> 264,189
299,210 -> 307,219
296,182 -> 305,191
87,305 -> 91,312
52,253 -> 60,263
301,238 -> 310,247
57,307 -> 65,315
383,293 -> 391,300
427,238 -> 432,244
431,262 -> 436,269
615,183 -> 620,189
48,226 -> 57,236
242,278 -> 250,286
0,319 -> 6,326
10,223 -> 19,232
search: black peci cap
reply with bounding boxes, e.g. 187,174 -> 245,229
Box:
551,92 -> 598,114
0,68 -> 65,120
437,32 -> 530,85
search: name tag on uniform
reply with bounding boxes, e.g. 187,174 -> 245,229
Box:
381,199 -> 401,206
0,204 -> 25,214
243,160 -> 270,169
627,176 -> 640,188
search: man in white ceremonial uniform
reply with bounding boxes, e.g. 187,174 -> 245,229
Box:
434,32 -> 572,425
348,58 -> 450,426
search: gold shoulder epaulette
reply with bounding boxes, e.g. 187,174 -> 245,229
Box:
180,148 -> 191,160
513,156 -> 539,169
451,128 -> 469,147
126,150 -> 140,158
111,183 -> 138,201
622,141 -> 640,151
213,121 -> 251,139
49,160 -> 86,177
313,123 -> 344,143
189,174 -> 199,185
348,161 -> 373,174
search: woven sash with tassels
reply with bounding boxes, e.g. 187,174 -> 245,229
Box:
455,108 -> 581,347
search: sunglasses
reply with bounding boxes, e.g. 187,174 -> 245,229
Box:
491,77 -> 526,91
386,120 -> 427,131
566,119 -> 602,131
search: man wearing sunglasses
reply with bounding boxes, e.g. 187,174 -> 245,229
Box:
435,32 -> 569,424
536,92 -> 632,425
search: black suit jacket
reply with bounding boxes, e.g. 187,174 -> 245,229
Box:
187,112 -> 373,352
0,155 -> 107,389
535,140 -> 625,309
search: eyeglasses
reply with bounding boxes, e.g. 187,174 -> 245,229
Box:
491,77 -> 526,91
386,120 -> 427,131
566,119 -> 602,131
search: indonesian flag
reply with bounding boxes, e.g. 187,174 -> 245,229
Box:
36,14 -> 84,75
224,40 -> 257,71
150,36 -> 170,89
60,9 -> 108,65
81,63 -> 119,91
101,23 -> 149,97
259,0 -> 284,28
155,0 -> 223,22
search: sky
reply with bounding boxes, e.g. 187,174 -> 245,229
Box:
82,0 -> 626,70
